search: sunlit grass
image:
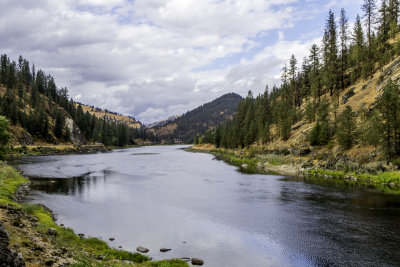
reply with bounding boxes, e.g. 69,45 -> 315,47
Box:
0,163 -> 28,205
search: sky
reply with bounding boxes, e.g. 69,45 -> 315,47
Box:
0,0 -> 364,124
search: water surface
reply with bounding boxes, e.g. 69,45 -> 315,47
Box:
12,146 -> 400,266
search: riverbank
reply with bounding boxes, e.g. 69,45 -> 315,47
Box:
9,144 -> 109,157
0,162 -> 189,267
188,144 -> 400,194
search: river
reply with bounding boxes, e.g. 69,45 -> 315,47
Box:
11,145 -> 400,266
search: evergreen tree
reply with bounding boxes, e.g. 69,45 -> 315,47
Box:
337,106 -> 357,149
378,79 -> 400,158
54,111 -> 65,139
362,0 -> 377,78
323,10 -> 339,97
388,0 -> 399,38
351,15 -> 365,81
0,116 -> 10,160
377,0 -> 391,65
339,8 -> 349,92
289,55 -> 299,106
309,44 -> 322,102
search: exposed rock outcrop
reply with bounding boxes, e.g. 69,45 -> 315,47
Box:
378,56 -> 400,92
341,88 -> 355,104
65,117 -> 86,146
0,223 -> 25,267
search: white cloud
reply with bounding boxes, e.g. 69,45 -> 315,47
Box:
0,0 -> 362,123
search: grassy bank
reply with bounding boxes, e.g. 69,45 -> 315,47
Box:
186,145 -> 297,176
188,144 -> 400,194
304,169 -> 400,193
0,162 -> 188,267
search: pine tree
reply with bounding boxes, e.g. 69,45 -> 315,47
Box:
378,79 -> 400,158
323,10 -> 339,97
362,0 -> 377,78
337,106 -> 357,149
339,8 -> 349,92
388,0 -> 399,38
377,0 -> 391,65
309,44 -> 322,102
351,15 -> 365,81
54,111 -> 65,139
0,116 -> 10,160
289,55 -> 300,107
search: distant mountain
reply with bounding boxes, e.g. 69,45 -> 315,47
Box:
150,93 -> 242,143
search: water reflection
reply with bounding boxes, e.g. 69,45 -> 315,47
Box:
12,146 -> 400,267
30,172 -> 102,196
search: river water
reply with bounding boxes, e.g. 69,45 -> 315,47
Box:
11,145 -> 400,266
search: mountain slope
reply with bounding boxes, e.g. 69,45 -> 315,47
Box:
78,104 -> 142,129
150,93 -> 242,143
0,54 -> 154,148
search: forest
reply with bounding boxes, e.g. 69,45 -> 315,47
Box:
203,0 -> 400,160
0,54 -> 157,147
153,93 -> 242,143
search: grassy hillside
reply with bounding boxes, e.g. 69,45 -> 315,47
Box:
196,3 -> 400,183
78,104 -> 141,129
0,54 -> 155,148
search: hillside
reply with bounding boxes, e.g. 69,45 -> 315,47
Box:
78,104 -> 141,129
198,4 -> 400,177
0,54 -> 155,149
150,93 -> 242,143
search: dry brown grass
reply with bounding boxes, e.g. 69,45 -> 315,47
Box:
79,104 -> 141,129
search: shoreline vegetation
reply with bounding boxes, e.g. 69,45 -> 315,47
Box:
0,162 -> 189,267
187,144 -> 400,194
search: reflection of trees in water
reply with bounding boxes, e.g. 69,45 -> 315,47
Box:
279,176 -> 400,214
30,169 -> 113,197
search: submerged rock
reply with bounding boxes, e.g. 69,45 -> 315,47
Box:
180,257 -> 190,262
191,258 -> 204,266
160,248 -> 171,252
109,237 -> 115,241
136,246 -> 149,253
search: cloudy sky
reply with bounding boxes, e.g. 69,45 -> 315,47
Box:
1,0 -> 363,124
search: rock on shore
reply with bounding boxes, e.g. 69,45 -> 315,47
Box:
136,246 -> 149,253
0,223 -> 25,267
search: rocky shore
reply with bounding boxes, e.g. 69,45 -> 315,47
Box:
0,204 -> 75,267
10,144 -> 109,157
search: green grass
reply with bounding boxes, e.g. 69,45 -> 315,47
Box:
1,163 -> 188,267
0,162 -> 28,205
376,172 -> 400,184
305,169 -> 400,193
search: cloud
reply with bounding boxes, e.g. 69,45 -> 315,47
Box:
0,0 -> 362,124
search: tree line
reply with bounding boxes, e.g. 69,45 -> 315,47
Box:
0,54 -> 157,146
201,0 -> 400,160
